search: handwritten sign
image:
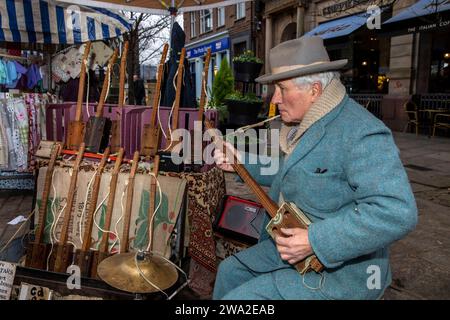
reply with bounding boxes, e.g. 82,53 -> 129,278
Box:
0,261 -> 17,300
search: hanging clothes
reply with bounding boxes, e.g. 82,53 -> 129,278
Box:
0,93 -> 51,172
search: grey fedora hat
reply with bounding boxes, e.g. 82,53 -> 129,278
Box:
255,36 -> 348,84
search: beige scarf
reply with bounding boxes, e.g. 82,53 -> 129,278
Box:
279,78 -> 346,156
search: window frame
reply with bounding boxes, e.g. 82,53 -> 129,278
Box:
200,9 -> 213,34
236,2 -> 246,20
190,12 -> 197,38
217,7 -> 225,27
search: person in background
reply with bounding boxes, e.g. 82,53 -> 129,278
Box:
133,74 -> 146,105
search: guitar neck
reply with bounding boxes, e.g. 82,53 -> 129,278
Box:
171,48 -> 186,131
95,49 -> 119,118
150,43 -> 169,128
81,148 -> 110,252
198,48 -> 211,123
35,145 -> 60,244
118,42 -> 129,109
204,120 -> 279,217
231,163 -> 279,218
98,148 -> 124,253
120,151 -> 140,253
58,143 -> 86,246
75,42 -> 92,121
148,155 -> 160,252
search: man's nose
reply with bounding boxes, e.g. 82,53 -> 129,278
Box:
271,89 -> 282,105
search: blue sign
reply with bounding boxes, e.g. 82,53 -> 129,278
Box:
186,37 -> 230,59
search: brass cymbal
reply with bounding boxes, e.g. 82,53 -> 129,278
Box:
97,252 -> 178,293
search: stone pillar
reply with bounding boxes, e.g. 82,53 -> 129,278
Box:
296,5 -> 305,38
265,15 -> 272,74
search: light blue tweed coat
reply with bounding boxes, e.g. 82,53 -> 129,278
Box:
228,95 -> 418,300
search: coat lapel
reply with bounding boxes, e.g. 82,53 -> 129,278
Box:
278,96 -> 348,181
279,123 -> 326,181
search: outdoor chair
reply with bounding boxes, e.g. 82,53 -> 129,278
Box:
403,100 -> 420,135
432,113 -> 450,137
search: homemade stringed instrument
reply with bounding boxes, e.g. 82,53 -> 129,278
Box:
66,42 -> 91,150
164,47 -> 186,152
90,147 -> 124,278
110,41 -> 129,154
141,43 -> 169,157
26,144 -> 61,269
190,48 -> 211,168
49,143 -> 86,273
84,48 -> 119,153
119,150 -> 140,253
204,119 -> 324,275
73,148 -> 110,277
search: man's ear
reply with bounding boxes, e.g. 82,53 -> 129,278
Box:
311,82 -> 323,101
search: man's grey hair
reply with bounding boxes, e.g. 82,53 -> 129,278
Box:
292,71 -> 339,91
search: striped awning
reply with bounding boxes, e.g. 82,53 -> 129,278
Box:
0,0 -> 131,44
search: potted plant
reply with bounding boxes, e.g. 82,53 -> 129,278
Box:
224,91 -> 263,126
207,59 -> 235,124
233,50 -> 263,82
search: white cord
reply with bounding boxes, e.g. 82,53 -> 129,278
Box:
110,181 -> 128,253
51,168 -> 76,248
104,64 -> 112,104
133,250 -> 189,300
47,168 -> 62,270
78,168 -> 98,246
92,189 -> 120,251
145,172 -> 163,252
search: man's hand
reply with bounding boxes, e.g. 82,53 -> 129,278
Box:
213,142 -> 241,173
275,228 -> 314,265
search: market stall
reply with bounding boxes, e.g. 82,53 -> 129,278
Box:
0,0 -> 229,300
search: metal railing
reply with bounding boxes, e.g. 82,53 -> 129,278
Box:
349,94 -> 384,119
419,94 -> 450,110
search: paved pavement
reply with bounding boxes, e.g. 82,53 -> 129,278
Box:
1,132 -> 449,299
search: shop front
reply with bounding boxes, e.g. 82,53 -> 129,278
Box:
380,0 -> 450,132
185,32 -> 230,100
306,4 -> 392,96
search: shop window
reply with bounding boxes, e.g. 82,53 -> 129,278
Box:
200,9 -> 213,34
233,42 -> 247,57
217,7 -> 225,27
350,36 -> 389,94
236,2 -> 245,20
190,12 -> 197,38
429,32 -> 450,93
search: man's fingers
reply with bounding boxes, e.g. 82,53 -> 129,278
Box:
275,235 -> 291,247
279,228 -> 298,236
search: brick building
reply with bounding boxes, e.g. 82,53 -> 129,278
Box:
183,1 -> 259,99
